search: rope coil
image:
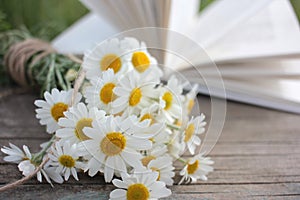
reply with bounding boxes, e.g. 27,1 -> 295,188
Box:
3,39 -> 56,87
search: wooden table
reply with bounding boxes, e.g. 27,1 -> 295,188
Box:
0,91 -> 299,199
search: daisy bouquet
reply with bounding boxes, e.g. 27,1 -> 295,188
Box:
1,37 -> 214,199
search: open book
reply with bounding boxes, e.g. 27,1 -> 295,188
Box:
52,0 -> 300,114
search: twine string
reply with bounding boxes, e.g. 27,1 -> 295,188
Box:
0,158 -> 50,192
3,38 -> 56,87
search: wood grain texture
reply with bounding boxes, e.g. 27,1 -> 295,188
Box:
0,91 -> 300,199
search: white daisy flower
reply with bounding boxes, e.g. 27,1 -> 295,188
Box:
1,143 -> 30,164
159,76 -> 184,123
81,115 -> 153,182
18,159 -> 63,185
110,170 -> 171,200
15,145 -> 63,184
121,37 -> 163,79
84,69 -> 118,113
146,156 -> 175,186
179,153 -> 214,184
34,88 -> 82,133
56,102 -> 106,144
112,71 -> 158,115
182,114 -> 206,155
48,142 -> 84,181
83,38 -> 129,79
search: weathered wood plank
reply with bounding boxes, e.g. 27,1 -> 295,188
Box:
0,91 -> 300,199
2,155 -> 300,184
0,183 -> 300,200
1,138 -> 300,166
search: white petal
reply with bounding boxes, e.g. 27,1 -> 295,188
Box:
23,145 -> 31,159
44,167 -> 64,183
1,148 -> 22,157
113,156 -> 126,173
71,167 -> 79,181
44,92 -> 54,105
109,189 -> 126,199
114,87 -> 129,96
148,180 -> 164,191
56,128 -> 74,138
87,157 -> 101,177
126,138 -> 152,151
112,179 -> 128,189
37,171 -> 42,182
150,184 -> 171,198
3,156 -> 21,163
121,149 -> 142,168
65,168 -> 71,181
58,118 -> 75,127
193,136 -> 201,146
104,157 -> 114,182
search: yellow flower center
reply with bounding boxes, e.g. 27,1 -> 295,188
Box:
100,132 -> 126,156
140,113 -> 154,125
51,102 -> 68,122
129,88 -> 142,106
127,183 -> 150,200
131,51 -> 150,73
141,155 -> 156,166
75,118 -> 93,141
187,160 -> 199,174
184,123 -> 195,142
100,54 -> 122,73
150,167 -> 161,181
100,82 -> 116,104
162,92 -> 173,110
58,155 -> 75,168
188,99 -> 195,113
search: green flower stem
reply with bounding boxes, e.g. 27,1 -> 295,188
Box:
45,54 -> 56,92
167,124 -> 181,130
55,65 -> 67,90
178,157 -> 187,164
149,97 -> 159,101
32,135 -> 56,165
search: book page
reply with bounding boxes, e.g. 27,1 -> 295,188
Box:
189,0 -> 271,48
182,69 -> 300,114
180,57 -> 300,113
192,59 -> 300,77
52,13 -> 119,54
167,0 -> 271,69
80,0 -> 126,29
206,0 -> 300,64
164,0 -> 200,67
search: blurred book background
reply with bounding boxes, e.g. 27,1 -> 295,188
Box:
2,0 -> 298,40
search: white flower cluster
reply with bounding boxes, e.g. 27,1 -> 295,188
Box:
1,37 -> 214,199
